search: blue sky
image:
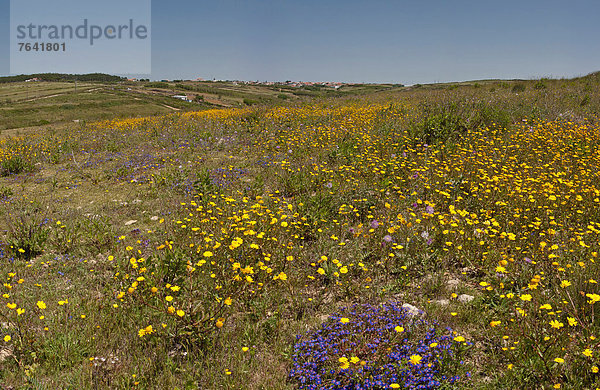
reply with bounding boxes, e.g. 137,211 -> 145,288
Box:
8,0 -> 151,75
0,0 -> 7,75
2,0 -> 600,84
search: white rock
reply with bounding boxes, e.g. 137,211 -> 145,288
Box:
0,347 -> 12,363
402,303 -> 423,317
124,220 -> 138,226
150,216 -> 159,221
433,299 -> 450,306
447,279 -> 460,288
458,294 -> 475,303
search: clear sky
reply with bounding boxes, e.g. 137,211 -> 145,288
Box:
2,0 -> 600,84
0,0 -> 7,74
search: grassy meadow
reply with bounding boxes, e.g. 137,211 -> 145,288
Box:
0,81 -> 204,132
1,73 -> 600,389
0,79 -> 400,135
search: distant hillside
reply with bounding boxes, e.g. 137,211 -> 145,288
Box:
576,70 -> 600,81
0,73 -> 126,84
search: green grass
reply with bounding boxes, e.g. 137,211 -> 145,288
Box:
0,81 -> 97,102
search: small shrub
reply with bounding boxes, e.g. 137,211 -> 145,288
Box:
0,185 -> 13,198
512,83 -> 526,93
1,155 -> 34,176
476,104 -> 512,130
580,94 -> 590,106
279,170 -> 318,197
410,103 -> 467,144
5,216 -> 50,260
193,169 -> 218,195
145,82 -> 169,89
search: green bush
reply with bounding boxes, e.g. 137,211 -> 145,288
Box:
145,82 -> 169,89
410,103 -> 467,144
0,186 -> 12,198
5,215 -> 50,260
1,155 -> 34,176
475,104 -> 512,130
512,83 -> 526,93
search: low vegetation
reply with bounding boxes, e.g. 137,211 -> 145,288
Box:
0,73 -> 600,389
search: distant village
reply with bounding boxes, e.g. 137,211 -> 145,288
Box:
127,77 -> 346,89
229,80 -> 345,89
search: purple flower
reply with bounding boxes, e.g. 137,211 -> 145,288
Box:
383,235 -> 393,243
289,302 -> 468,389
324,182 -> 333,188
425,205 -> 434,214
370,220 -> 379,229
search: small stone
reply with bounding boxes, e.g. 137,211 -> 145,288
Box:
0,346 -> 13,363
124,220 -> 137,226
402,303 -> 424,317
322,293 -> 334,305
447,278 -> 460,288
433,299 -> 450,306
150,216 -> 159,221
458,294 -> 475,303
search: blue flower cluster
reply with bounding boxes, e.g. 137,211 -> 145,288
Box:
289,303 -> 466,389
210,167 -> 248,188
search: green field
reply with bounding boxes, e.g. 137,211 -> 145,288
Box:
0,82 -> 199,132
0,78 -> 404,133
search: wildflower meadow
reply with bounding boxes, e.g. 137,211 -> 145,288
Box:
1,76 -> 600,389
